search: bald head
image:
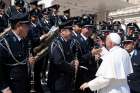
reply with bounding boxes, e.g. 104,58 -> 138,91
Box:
106,33 -> 121,50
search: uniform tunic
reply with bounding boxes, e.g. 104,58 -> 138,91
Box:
0,31 -> 29,93
48,36 -> 75,93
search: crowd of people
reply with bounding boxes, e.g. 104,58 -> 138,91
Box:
0,0 -> 140,93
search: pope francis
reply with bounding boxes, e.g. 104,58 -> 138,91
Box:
80,33 -> 133,93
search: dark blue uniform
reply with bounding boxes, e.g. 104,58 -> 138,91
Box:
28,22 -> 43,48
76,34 -> 97,93
28,22 -> 45,93
40,17 -> 52,33
50,15 -> 62,26
48,36 -> 75,93
6,6 -> 27,17
0,14 -> 8,33
29,9 -> 43,20
128,49 -> 140,93
0,31 -> 29,93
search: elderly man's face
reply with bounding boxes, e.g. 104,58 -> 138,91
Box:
105,36 -> 112,50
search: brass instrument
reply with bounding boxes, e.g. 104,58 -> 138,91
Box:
33,27 -> 59,55
28,40 -> 36,93
28,26 -> 59,92
0,26 -> 58,92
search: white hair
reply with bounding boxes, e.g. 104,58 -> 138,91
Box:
108,33 -> 121,45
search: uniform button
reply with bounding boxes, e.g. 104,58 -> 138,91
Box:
19,54 -> 21,57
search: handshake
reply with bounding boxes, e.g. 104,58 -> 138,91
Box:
79,48 -> 102,91
1,87 -> 12,93
91,48 -> 102,61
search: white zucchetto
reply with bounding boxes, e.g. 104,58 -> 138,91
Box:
108,33 -> 121,45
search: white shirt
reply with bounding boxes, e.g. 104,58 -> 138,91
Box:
73,31 -> 78,37
12,31 -> 22,41
64,15 -> 68,20
81,33 -> 88,41
87,46 -> 133,93
31,22 -> 37,28
45,19 -> 49,24
130,50 -> 134,58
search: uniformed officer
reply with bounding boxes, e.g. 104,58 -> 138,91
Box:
127,26 -> 135,36
61,9 -> 71,23
112,21 -> 121,32
29,0 -> 42,20
30,11 -> 44,35
6,0 -> 27,17
72,19 -> 82,39
0,0 -> 8,33
40,8 -> 52,33
49,4 -> 62,26
77,24 -> 95,55
123,37 -> 140,93
38,4 -> 44,12
81,15 -> 94,27
127,22 -> 140,32
99,21 -> 110,30
0,13 -> 35,93
48,21 -> 79,93
75,24 -> 99,93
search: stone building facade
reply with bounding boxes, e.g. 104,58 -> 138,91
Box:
109,0 -> 140,25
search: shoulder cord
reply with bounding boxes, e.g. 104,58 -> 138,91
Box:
71,39 -> 83,55
3,38 -> 20,63
51,40 -> 66,61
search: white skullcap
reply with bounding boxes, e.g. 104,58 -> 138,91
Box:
108,33 -> 121,45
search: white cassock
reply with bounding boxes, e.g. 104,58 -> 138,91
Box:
100,46 -> 109,59
88,46 -> 133,93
